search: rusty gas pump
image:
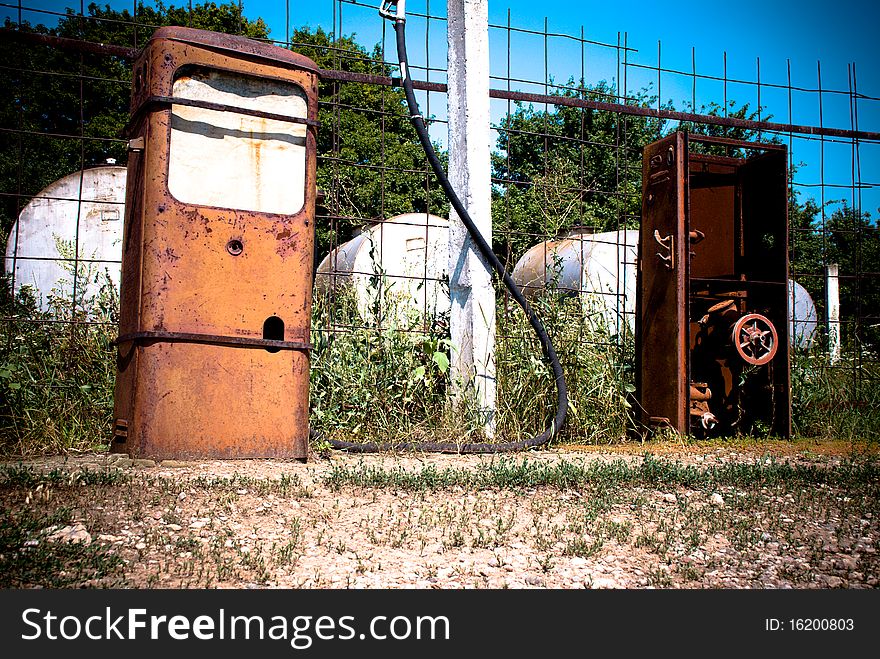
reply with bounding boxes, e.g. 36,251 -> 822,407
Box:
636,132 -> 791,438
111,27 -> 319,460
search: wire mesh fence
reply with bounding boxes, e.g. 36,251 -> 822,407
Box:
1,0 -> 877,452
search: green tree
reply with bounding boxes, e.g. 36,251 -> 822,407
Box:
491,80 -> 665,263
791,201 -> 880,349
0,1 -> 270,236
288,26 -> 450,255
677,100 -> 782,156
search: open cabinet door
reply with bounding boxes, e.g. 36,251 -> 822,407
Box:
738,148 -> 791,437
636,132 -> 689,433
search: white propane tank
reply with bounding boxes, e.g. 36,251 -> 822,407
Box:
4,165 -> 126,312
788,278 -> 818,349
511,229 -> 639,338
314,213 -> 449,326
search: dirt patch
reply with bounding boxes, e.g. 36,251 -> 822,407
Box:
1,442 -> 877,589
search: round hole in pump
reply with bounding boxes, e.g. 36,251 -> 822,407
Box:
263,316 -> 284,353
226,239 -> 244,256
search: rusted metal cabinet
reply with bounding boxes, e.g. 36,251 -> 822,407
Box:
112,27 -> 320,459
636,132 -> 791,438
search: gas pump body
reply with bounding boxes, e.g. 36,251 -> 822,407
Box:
636,132 -> 791,438
112,27 -> 319,459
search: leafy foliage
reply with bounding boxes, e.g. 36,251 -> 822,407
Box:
491,80 -> 665,263
288,26 -> 450,256
677,101 -> 783,155
0,1 -> 270,235
790,201 -> 880,350
309,287 -> 460,443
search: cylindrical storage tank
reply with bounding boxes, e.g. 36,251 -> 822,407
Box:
315,213 -> 449,326
4,165 -> 126,312
788,279 -> 818,349
112,27 -> 320,460
512,229 -> 819,349
512,229 -> 639,338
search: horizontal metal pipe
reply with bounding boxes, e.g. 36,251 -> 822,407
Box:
1,28 -> 138,59
491,88 -> 880,143
324,69 -> 880,143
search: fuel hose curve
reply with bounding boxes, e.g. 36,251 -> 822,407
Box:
320,1 -> 568,453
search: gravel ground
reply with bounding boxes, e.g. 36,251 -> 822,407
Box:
2,441 -> 878,589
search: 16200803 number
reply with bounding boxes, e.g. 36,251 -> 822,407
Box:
790,619 -> 854,631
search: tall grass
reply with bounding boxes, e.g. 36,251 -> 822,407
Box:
309,286 -> 471,444
494,291 -> 634,444
791,348 -> 880,440
309,275 -> 636,446
1,256 -> 878,455
0,248 -> 118,456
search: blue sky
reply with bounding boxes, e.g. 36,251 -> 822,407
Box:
8,0 -> 879,215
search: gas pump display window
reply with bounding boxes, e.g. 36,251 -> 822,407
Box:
168,67 -> 307,215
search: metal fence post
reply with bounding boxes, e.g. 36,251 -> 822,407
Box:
826,263 -> 841,364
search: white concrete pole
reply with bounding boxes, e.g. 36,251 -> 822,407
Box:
826,263 -> 841,364
447,0 -> 496,434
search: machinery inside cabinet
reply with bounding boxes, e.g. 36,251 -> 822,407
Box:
636,132 -> 791,438
112,27 -> 320,460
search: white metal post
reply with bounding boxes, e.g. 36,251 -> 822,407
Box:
826,263 -> 841,364
447,0 -> 496,434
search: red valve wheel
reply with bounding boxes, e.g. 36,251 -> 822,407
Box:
732,313 -> 778,366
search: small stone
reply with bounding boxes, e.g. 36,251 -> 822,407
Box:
132,459 -> 156,468
189,520 -> 207,529
709,493 -> 724,506
46,523 -> 92,546
135,542 -> 147,550
525,576 -> 545,586
836,556 -> 859,571
114,458 -> 133,468
178,492 -> 187,501
167,524 -> 182,532
824,576 -> 843,588
662,493 -> 677,503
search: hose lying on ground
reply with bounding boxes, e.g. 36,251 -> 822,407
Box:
320,1 -> 568,454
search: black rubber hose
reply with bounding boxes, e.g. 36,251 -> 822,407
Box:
323,15 -> 567,454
